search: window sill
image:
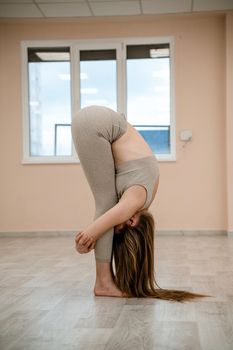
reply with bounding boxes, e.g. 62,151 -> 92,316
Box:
22,155 -> 80,165
157,154 -> 176,162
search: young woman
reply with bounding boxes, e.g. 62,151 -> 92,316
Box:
71,105 -> 206,302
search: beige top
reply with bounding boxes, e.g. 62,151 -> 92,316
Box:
115,155 -> 160,209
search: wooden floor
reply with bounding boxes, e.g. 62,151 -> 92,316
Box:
0,235 -> 233,350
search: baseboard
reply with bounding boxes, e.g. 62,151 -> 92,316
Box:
0,230 -> 76,238
0,229 -> 229,237
156,230 -> 227,236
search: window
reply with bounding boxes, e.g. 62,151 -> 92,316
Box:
126,44 -> 171,155
27,47 -> 72,158
22,38 -> 175,163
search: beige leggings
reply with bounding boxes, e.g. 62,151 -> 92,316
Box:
71,106 -> 127,262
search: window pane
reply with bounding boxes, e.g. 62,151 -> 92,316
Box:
80,49 -> 117,110
28,47 -> 71,156
55,124 -> 72,156
127,44 -> 171,154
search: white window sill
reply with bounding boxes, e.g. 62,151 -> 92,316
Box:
22,156 -> 80,164
157,154 -> 176,162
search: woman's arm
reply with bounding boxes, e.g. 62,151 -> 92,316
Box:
76,185 -> 146,249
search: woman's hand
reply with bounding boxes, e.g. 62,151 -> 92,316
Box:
75,232 -> 96,254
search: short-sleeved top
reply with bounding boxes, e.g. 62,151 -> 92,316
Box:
115,156 -> 160,209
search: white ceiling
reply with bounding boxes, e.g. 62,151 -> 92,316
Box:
0,0 -> 232,19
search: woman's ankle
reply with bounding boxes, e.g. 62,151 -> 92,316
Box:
95,276 -> 115,288
95,260 -> 114,282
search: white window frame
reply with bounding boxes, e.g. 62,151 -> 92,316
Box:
21,37 -> 176,164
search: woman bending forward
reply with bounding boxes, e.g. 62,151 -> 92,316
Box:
71,106 -> 205,302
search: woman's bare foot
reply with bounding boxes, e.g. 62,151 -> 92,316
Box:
94,281 -> 127,297
94,261 -> 128,297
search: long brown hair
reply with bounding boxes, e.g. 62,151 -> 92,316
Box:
112,211 -> 209,302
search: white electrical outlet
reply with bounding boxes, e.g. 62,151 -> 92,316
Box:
180,130 -> 192,141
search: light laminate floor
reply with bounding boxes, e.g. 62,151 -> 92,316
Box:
0,235 -> 233,350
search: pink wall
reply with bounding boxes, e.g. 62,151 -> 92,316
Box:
0,13 -> 230,233
226,13 -> 233,234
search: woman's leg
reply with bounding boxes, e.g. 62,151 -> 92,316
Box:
71,107 -> 124,296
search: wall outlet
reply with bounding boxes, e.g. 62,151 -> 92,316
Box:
180,130 -> 192,141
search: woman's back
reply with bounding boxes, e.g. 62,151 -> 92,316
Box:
112,123 -> 154,165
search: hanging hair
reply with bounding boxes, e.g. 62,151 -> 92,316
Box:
112,211 -> 209,302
